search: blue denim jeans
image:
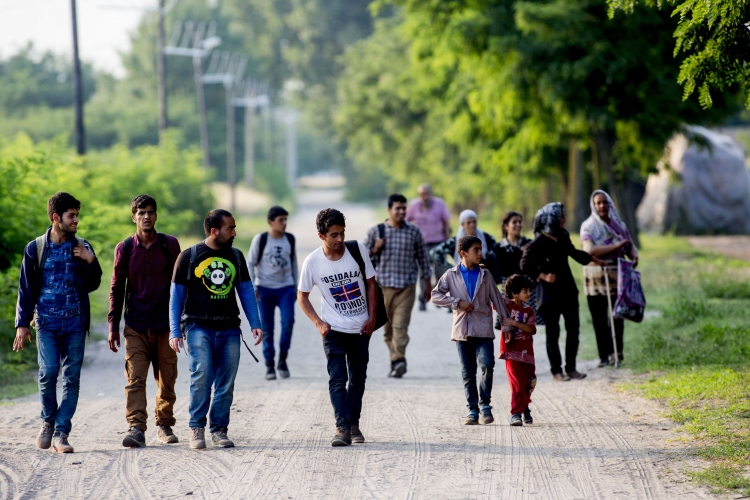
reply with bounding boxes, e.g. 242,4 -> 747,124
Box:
36,313 -> 87,436
185,323 -> 241,433
456,337 -> 495,412
257,285 -> 296,365
322,331 -> 371,430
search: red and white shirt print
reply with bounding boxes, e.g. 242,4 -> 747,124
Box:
499,298 -> 536,364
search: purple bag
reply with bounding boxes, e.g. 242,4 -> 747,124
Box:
614,258 -> 645,322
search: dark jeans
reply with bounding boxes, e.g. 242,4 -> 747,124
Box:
420,241 -> 445,305
540,294 -> 580,375
322,330 -> 371,430
258,285 -> 296,365
36,314 -> 87,436
587,294 -> 624,362
455,337 -> 495,411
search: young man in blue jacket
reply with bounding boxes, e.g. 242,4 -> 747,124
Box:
14,192 -> 103,453
169,209 -> 263,450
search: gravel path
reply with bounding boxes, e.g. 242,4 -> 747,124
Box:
0,189 -> 714,499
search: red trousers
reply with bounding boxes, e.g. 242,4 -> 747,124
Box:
505,359 -> 536,414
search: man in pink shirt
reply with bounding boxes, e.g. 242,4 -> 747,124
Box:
406,184 -> 451,310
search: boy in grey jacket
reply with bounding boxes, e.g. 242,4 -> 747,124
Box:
432,235 -> 509,425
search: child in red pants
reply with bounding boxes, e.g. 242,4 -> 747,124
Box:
499,274 -> 537,426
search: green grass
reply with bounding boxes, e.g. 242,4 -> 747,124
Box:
617,234 -> 750,495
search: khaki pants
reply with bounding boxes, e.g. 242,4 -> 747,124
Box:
382,284 -> 417,362
124,325 -> 178,431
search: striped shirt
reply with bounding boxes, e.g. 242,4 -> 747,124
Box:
363,221 -> 431,289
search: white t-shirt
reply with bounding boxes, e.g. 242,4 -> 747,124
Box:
298,243 -> 376,334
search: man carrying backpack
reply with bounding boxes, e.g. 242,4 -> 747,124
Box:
14,192 -> 103,453
108,194 -> 181,448
169,209 -> 263,450
247,206 -> 298,380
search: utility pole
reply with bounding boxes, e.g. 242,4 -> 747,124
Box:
70,0 -> 85,155
164,21 -> 221,169
157,0 -> 168,138
232,81 -> 269,187
203,52 -> 247,212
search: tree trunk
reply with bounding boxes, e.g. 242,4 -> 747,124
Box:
566,139 -> 588,232
591,129 -> 640,247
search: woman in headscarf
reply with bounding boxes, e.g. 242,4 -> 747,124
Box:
494,211 -> 537,329
520,203 -> 605,381
430,210 -> 501,282
580,190 -> 639,367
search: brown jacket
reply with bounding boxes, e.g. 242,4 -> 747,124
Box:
431,265 -> 509,341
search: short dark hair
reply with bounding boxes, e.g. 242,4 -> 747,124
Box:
47,192 -> 81,222
504,274 -> 534,298
204,209 -> 233,236
388,193 -> 407,208
501,210 -> 523,238
131,194 -> 157,215
316,208 -> 346,235
458,235 -> 482,254
267,205 -> 289,221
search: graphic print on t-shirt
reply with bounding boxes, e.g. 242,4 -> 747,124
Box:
322,270 -> 367,317
194,257 -> 237,298
269,246 -> 289,270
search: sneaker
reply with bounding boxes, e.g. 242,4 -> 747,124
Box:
190,428 -> 206,450
389,360 -> 407,379
211,428 -> 235,448
265,363 -> 277,381
36,422 -> 53,450
331,427 -> 351,447
523,408 -> 533,424
597,359 -> 610,368
510,413 -> 523,426
479,406 -> 494,425
157,424 -> 178,444
463,411 -> 479,425
53,434 -> 74,453
552,373 -> 571,382
277,358 -> 290,379
351,424 -> 365,444
567,370 -> 587,380
122,427 -> 146,448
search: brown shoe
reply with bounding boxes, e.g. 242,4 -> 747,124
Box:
331,427 -> 351,447
351,425 -> 365,444
157,424 -> 179,444
36,422 -> 53,449
552,373 -> 571,382
567,370 -> 587,380
53,434 -> 74,453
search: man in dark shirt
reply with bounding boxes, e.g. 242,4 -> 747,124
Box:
14,192 -> 102,454
108,194 -> 181,448
169,209 -> 263,450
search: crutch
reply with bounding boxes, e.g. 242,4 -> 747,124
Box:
602,266 -> 619,368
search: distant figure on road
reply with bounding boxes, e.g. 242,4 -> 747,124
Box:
580,190 -> 638,367
248,206 -> 298,380
365,194 -> 431,378
14,192 -> 103,453
297,208 -> 378,447
406,184 -> 451,311
431,235 -> 509,426
168,209 -> 263,450
520,203 -> 604,382
499,274 -> 537,426
108,194 -> 181,448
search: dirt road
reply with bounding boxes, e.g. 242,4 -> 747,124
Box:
0,189 -> 713,499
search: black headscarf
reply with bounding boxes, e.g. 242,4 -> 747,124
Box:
533,202 -> 566,237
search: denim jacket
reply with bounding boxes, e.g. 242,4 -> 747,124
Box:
15,227 -> 103,332
431,265 -> 509,341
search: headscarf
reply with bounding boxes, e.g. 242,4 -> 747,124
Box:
580,190 -> 631,246
455,209 -> 489,261
533,202 -> 566,237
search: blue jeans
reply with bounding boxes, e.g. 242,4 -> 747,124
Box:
36,314 -> 87,436
185,323 -> 241,432
322,331 -> 371,430
257,285 -> 296,365
456,337 -> 495,412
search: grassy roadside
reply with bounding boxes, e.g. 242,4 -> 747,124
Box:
616,234 -> 750,495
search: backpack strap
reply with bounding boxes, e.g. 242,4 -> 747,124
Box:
285,233 -> 296,263
378,223 -> 386,240
256,232 -> 269,266
345,241 -> 367,279
188,244 -> 199,281
35,234 -> 46,268
156,233 -> 171,263
232,247 -> 243,278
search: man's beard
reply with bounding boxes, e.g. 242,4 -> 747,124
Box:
59,222 -> 77,235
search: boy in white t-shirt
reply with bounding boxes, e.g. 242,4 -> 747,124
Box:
298,208 -> 378,447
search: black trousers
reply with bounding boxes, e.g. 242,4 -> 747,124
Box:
587,294 -> 624,362
540,293 -> 580,375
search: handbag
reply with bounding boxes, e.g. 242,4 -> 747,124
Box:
613,258 -> 646,322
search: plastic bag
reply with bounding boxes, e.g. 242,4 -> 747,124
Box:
614,258 -> 646,322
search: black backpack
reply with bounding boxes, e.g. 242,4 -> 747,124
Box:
345,241 -> 389,331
